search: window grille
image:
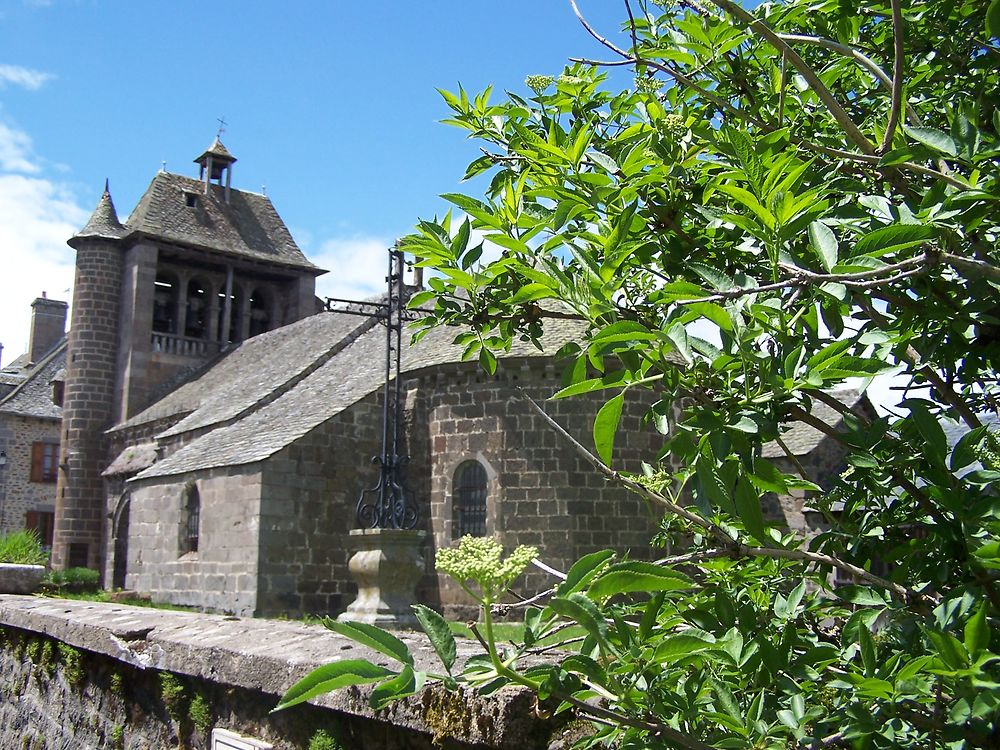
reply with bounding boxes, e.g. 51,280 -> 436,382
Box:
453,461 -> 488,538
184,484 -> 200,553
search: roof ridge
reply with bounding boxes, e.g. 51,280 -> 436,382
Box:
0,338 -> 68,416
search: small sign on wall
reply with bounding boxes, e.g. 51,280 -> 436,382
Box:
211,728 -> 273,750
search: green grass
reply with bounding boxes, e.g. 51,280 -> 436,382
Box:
42,590 -> 197,612
0,530 -> 48,565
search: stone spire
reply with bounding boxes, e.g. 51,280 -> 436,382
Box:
71,180 -> 125,244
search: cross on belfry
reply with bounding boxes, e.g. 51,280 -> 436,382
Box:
216,116 -> 227,138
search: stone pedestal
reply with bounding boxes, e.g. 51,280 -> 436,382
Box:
339,528 -> 426,629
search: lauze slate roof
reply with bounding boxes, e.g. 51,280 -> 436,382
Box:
128,309 -> 586,481
123,172 -> 322,273
0,339 -> 67,421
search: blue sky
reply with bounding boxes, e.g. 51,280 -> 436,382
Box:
0,0 -> 632,359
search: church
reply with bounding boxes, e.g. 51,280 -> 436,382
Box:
34,138 -> 862,618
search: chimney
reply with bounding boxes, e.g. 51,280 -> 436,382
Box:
29,293 -> 69,363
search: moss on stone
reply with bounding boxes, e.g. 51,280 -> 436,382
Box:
307,729 -> 342,750
159,672 -> 188,721
25,637 -> 42,665
110,670 -> 124,696
110,724 -> 124,750
56,643 -> 84,687
421,688 -> 478,745
189,692 -> 212,732
39,639 -> 55,677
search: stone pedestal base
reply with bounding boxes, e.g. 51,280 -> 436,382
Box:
339,528 -> 426,629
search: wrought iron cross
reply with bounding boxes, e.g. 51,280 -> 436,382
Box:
324,247 -> 419,530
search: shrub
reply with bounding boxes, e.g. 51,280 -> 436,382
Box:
42,566 -> 100,593
0,530 -> 48,565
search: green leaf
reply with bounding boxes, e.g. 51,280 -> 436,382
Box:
588,561 -> 693,600
510,283 -> 555,305
558,549 -> 615,596
734,475 -> 768,545
479,347 -> 497,375
594,391 -> 625,466
592,321 -> 658,344
906,401 -> 948,465
323,619 -> 414,666
951,427 -> 986,471
808,221 -> 838,271
904,125 -> 958,156
369,665 -> 425,710
655,632 -> 715,660
858,623 -> 877,677
854,223 -> 936,257
548,593 -> 612,654
965,603 -> 990,656
273,660 -> 396,712
989,0 -> 1000,38
412,604 -> 457,673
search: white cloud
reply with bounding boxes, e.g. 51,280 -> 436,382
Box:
0,122 -> 39,173
0,168 -> 86,362
311,234 -> 397,302
0,64 -> 53,91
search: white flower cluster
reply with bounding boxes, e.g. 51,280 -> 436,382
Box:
436,536 -> 538,602
634,76 -> 663,94
525,75 -> 554,95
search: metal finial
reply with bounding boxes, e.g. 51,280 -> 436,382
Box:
216,116 -> 228,139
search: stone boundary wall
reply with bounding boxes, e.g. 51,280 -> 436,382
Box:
0,595 -> 558,750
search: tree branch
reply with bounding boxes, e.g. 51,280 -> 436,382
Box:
879,0 -> 905,155
703,0 -> 876,154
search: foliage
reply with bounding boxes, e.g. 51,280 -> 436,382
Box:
41,566 -> 100,593
159,672 -> 188,721
285,0 -> 1000,747
189,692 -> 212,732
57,643 -> 84,687
0,530 -> 48,566
308,729 -> 343,750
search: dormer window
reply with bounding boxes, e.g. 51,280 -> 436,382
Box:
184,191 -> 199,208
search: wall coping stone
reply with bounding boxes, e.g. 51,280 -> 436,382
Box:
0,594 -> 552,749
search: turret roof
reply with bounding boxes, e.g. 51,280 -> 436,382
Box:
72,181 -> 125,242
194,137 -> 236,165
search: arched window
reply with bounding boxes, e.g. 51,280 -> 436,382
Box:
153,272 -> 179,333
184,278 -> 211,339
248,287 -> 272,338
453,461 -> 488,538
181,482 -> 200,554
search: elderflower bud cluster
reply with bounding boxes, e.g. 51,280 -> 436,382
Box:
634,76 -> 662,94
525,75 -> 554,96
436,536 -> 538,603
660,112 -> 686,137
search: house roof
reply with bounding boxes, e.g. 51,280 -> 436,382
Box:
0,338 -> 67,420
130,311 -> 586,481
761,388 -> 868,458
123,172 -> 322,274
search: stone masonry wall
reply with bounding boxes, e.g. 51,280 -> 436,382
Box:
421,359 -> 662,616
125,465 -> 263,615
0,596 -> 554,750
256,398 -> 383,618
0,415 -> 59,536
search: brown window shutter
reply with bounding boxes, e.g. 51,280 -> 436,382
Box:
25,511 -> 39,533
30,443 -> 43,483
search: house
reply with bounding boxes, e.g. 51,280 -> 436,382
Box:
0,295 -> 68,548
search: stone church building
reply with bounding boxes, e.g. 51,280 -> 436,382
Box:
44,138 -> 861,618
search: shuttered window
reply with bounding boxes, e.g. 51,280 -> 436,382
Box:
24,510 -> 55,547
30,442 -> 59,483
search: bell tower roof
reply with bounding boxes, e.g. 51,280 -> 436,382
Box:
71,180 -> 125,243
194,136 -> 237,169
194,136 -> 237,201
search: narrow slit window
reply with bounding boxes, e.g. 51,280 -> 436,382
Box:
453,461 -> 488,538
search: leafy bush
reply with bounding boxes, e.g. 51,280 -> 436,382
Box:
0,530 -> 48,566
279,0 -> 1000,746
42,567 -> 100,593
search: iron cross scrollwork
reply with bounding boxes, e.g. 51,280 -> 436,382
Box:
324,247 -> 418,530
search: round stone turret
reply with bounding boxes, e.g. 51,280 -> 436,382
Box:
54,182 -> 125,573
